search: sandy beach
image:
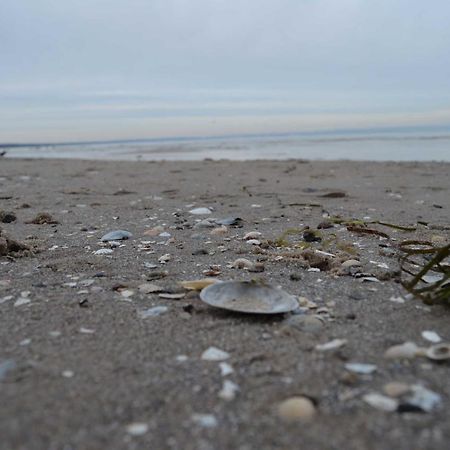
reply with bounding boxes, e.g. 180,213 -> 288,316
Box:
1,157 -> 449,450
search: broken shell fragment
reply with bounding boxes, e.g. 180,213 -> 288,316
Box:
101,230 -> 132,241
384,342 -> 421,360
180,279 -> 220,291
199,280 -> 298,314
425,343 -> 450,361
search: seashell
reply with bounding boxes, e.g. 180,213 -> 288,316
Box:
384,342 -> 421,359
425,343 -> 450,361
101,230 -> 132,241
180,279 -> 220,291
200,280 -> 298,314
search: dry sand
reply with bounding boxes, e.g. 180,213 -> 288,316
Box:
1,158 -> 449,450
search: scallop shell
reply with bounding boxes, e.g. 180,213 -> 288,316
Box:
199,280 -> 298,314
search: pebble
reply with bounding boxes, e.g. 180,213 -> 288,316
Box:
138,306 -> 168,318
158,254 -> 171,264
232,258 -> 255,270
19,338 -> 31,346
243,231 -> 262,240
189,207 -> 212,215
282,315 -> 324,334
215,217 -> 241,226
120,289 -> 135,298
383,382 -> 411,398
421,330 -> 442,343
384,342 -> 420,359
341,259 -> 361,269
201,347 -> 230,361
193,219 -> 215,229
0,360 -> 16,380
315,339 -> 347,352
246,239 -> 261,245
344,363 -> 377,374
62,370 -> 75,378
278,397 -> 316,422
143,226 -> 164,236
0,211 -> 16,223
101,230 -> 132,242
191,414 -> 218,428
218,380 -> 239,401
126,422 -> 149,436
79,327 -> 95,334
210,226 -> 228,236
363,393 -> 398,412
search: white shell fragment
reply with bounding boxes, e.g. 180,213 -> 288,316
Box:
189,207 -> 212,215
219,362 -> 234,376
138,306 -> 168,318
344,363 -> 377,374
425,343 -> 450,361
93,248 -> 113,255
126,422 -> 149,436
315,339 -> 347,352
191,414 -> 218,428
400,385 -> 442,412
363,393 -> 398,412
384,342 -> 421,359
219,380 -> 239,401
101,230 -> 132,242
200,281 -> 298,314
421,331 -> 442,344
201,346 -> 230,361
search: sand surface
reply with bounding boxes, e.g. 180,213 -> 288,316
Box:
1,158 -> 449,450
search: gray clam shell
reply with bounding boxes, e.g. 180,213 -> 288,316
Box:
200,281 -> 298,314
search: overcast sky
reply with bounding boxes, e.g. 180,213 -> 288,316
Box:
1,0 -> 450,142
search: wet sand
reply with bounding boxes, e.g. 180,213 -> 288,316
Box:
1,158 -> 449,450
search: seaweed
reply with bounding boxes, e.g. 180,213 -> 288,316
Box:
399,242 -> 450,305
274,227 -> 308,247
347,225 -> 390,239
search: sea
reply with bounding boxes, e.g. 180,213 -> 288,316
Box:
2,128 -> 450,162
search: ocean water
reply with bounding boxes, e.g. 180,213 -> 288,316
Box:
3,130 -> 450,162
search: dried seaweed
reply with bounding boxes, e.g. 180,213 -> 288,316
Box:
399,242 -> 450,305
347,226 -> 390,239
274,227 -> 308,247
374,221 -> 417,232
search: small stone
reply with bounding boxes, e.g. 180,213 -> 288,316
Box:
189,207 -> 212,215
0,211 -> 16,223
278,397 -> 316,422
232,258 -> 254,269
175,355 -> 188,362
126,422 -> 149,436
215,217 -> 242,226
62,370 -> 74,378
246,239 -> 261,245
384,342 -> 421,359
19,338 -> 31,346
120,289 -> 135,298
138,306 -> 168,318
191,414 -> 218,428
101,230 -> 132,242
344,363 -> 377,374
317,220 -> 334,229
421,331 -> 442,343
219,380 -> 239,401
27,212 -> 59,224
315,339 -> 347,352
210,226 -> 228,236
341,259 -> 361,269
363,393 -> 398,412
243,231 -> 262,240
143,226 -> 164,236
282,315 -> 324,334
14,297 -> 31,307
201,346 -> 230,361
193,219 -> 215,229
383,382 -> 411,398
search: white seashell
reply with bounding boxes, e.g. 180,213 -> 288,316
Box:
201,346 -> 230,361
315,339 -> 347,352
384,342 -> 420,359
421,331 -> 442,344
363,393 -> 398,412
425,343 -> 450,361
